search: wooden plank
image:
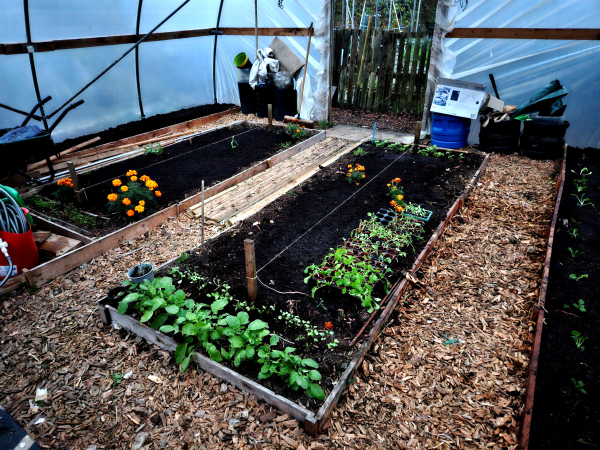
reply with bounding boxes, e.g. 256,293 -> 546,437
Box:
366,30 -> 384,111
398,33 -> 413,111
345,27 -> 360,108
519,146 -> 566,450
446,28 -> 600,40
415,35 -> 430,113
29,108 -> 240,174
359,29 -> 377,110
1,28 -> 314,55
381,32 -> 398,111
39,234 -> 83,257
33,231 -> 52,244
392,33 -> 407,113
104,303 -> 316,423
373,31 -> 389,109
406,33 -> 423,113
32,214 -> 93,244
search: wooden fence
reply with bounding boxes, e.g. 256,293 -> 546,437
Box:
332,28 -> 432,114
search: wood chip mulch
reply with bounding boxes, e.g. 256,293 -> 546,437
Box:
0,154 -> 557,449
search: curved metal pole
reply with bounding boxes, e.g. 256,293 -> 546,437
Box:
135,0 -> 146,118
212,0 -> 225,104
23,0 -> 49,131
46,0 -> 193,120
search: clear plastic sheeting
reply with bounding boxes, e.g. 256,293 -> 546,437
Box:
444,0 -> 600,149
0,0 -> 329,142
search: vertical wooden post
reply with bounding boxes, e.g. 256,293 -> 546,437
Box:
201,180 -> 205,245
267,104 -> 273,131
254,0 -> 258,58
244,239 -> 257,301
414,121 -> 422,146
67,162 -> 84,204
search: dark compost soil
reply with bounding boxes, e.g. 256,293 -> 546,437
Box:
54,103 -> 235,152
529,148 -> 600,449
129,144 -> 484,409
35,123 -> 307,237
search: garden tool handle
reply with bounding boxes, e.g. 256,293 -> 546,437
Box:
21,96 -> 52,127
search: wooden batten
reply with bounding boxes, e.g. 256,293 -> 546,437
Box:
446,28 -> 600,41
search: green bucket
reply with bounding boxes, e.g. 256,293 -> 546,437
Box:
234,52 -> 252,69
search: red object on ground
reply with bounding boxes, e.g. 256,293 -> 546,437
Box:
0,223 -> 39,276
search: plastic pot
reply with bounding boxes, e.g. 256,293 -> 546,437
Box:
107,286 -> 127,302
234,52 -> 252,70
128,263 -> 154,284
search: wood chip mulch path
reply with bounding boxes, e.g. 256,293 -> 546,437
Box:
0,154 -> 557,449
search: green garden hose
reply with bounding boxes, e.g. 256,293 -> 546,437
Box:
0,186 -> 27,287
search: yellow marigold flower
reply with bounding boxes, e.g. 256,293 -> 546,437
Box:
391,200 -> 398,207
121,185 -> 129,192
155,191 -> 162,197
122,198 -> 131,206
140,175 -> 150,182
348,165 -> 352,168
138,200 -> 145,206
130,176 -> 138,182
107,193 -> 118,201
397,194 -> 403,201
112,179 -> 122,187
362,174 -> 365,178
126,170 -> 137,177
296,129 -> 300,133
135,205 -> 144,213
145,180 -> 158,189
126,209 -> 135,217
387,184 -> 391,187
396,206 -> 404,213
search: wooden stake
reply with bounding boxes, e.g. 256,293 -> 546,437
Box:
201,180 -> 205,245
244,239 -> 257,301
67,161 -> 85,204
414,121 -> 422,146
298,22 -> 314,118
268,104 -> 273,131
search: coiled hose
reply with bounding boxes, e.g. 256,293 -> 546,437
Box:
0,186 -> 26,287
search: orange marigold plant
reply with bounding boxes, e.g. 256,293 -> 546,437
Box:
346,163 -> 365,186
106,170 -> 159,218
387,177 -> 405,213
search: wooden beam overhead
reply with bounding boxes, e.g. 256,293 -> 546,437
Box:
446,28 -> 600,40
0,27 -> 313,55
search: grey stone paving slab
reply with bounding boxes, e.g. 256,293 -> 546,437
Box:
325,125 -> 414,144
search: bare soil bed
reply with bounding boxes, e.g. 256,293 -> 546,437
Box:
54,103 -> 235,152
330,108 -> 419,133
530,147 -> 600,449
104,143 -> 484,411
31,123 -> 309,237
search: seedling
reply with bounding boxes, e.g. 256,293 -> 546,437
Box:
571,194 -> 594,207
571,167 -> 592,178
571,378 -> 587,394
571,330 -> 588,351
569,228 -> 579,238
144,143 -> 163,155
577,438 -> 597,448
317,120 -> 333,129
109,372 -> 124,387
353,147 -> 368,156
281,141 -> 292,148
177,252 -> 190,263
231,136 -> 238,148
573,299 -> 586,312
569,273 -> 588,281
568,248 -> 584,258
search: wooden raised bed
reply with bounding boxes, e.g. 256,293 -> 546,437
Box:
0,125 -> 325,295
97,150 -> 490,435
518,146 -> 566,450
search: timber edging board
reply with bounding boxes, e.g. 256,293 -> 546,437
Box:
96,150 -> 490,436
518,146 -> 567,450
0,125 -> 325,295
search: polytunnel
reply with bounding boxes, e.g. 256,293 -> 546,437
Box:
0,0 -> 332,143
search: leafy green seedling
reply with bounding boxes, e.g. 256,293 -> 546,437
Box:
353,147 -> 368,156
569,228 -> 579,238
577,438 -> 597,447
177,252 -> 190,263
109,372 -> 124,387
568,248 -> 584,258
572,299 -> 586,313
571,330 -> 588,351
571,167 -> 592,177
231,136 -> 238,148
144,143 -> 163,155
570,273 -> 588,281
571,194 -> 594,207
571,378 -> 587,394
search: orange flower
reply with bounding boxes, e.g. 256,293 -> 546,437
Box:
145,180 -> 158,189
296,129 -> 300,133
391,200 -> 398,207
126,170 -> 138,177
57,177 -> 73,187
324,321 -> 333,330
155,191 -> 162,197
121,185 -> 129,192
293,118 -> 298,122
387,184 -> 391,187
135,205 -> 144,213
126,209 -> 135,217
130,176 -> 138,182
140,175 -> 150,182
107,193 -> 118,202
138,200 -> 145,206
362,174 -> 365,178
112,179 -> 122,187
122,198 -> 131,206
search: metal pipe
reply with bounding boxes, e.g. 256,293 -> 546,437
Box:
0,102 -> 43,121
135,0 -> 146,119
213,0 -> 225,104
48,100 -> 84,133
23,0 -> 49,132
45,0 -> 194,120
20,96 -> 51,127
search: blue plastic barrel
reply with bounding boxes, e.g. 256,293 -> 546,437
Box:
431,113 -> 471,149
